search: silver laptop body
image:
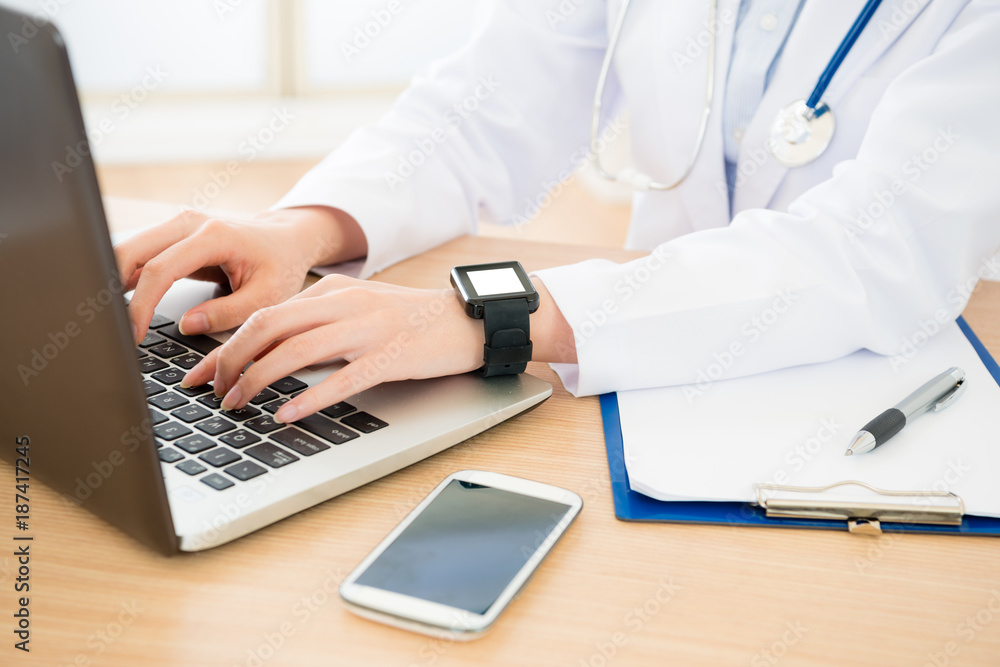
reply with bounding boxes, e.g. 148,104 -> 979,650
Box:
0,6 -> 551,553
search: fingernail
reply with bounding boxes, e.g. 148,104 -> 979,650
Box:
131,322 -> 139,343
274,403 -> 298,424
179,312 -> 208,335
180,361 -> 205,388
214,377 -> 228,397
221,385 -> 242,411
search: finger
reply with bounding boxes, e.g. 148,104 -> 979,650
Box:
128,234 -> 233,342
114,210 -> 207,288
176,272 -> 293,341
212,296 -> 352,397
219,321 -> 364,411
180,347 -> 220,389
274,358 -> 375,424
123,266 -> 143,294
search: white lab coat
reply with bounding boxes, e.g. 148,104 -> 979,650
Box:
274,0 -> 1000,397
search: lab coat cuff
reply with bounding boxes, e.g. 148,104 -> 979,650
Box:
531,261 -> 626,397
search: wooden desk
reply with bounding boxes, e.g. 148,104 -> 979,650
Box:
4,200 -> 999,667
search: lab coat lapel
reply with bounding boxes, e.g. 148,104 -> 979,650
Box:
732,0 -> 927,213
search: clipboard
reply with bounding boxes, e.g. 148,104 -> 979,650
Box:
600,316 -> 1000,536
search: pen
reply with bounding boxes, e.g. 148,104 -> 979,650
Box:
845,366 -> 966,456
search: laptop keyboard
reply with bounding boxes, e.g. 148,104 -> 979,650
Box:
136,310 -> 389,492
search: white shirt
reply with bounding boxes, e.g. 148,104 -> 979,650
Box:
274,0 -> 1000,397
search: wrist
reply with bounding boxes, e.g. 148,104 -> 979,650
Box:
256,205 -> 368,268
531,279 -> 577,365
441,288 -> 486,373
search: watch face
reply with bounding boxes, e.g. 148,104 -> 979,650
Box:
450,261 -> 540,319
466,267 -> 527,296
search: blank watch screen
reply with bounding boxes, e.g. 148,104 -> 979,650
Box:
355,480 -> 572,614
467,267 -> 525,296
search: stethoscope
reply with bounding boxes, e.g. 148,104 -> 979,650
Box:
592,0 -> 883,190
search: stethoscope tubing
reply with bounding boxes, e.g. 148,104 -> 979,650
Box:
592,0 -> 885,188
590,0 -> 717,191
805,0 -> 883,116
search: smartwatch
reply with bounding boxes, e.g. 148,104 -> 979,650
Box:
450,261 -> 540,377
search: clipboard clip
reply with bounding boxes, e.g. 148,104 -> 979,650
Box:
753,480 -> 965,534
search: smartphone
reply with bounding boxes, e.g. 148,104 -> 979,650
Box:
338,470 -> 583,640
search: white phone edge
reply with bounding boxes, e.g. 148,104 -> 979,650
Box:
338,469 -> 584,639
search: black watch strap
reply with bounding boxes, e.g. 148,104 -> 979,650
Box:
480,298 -> 532,377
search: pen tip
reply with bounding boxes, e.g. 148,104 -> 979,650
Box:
846,431 -> 876,456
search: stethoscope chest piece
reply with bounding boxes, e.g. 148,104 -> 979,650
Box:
767,99 -> 835,168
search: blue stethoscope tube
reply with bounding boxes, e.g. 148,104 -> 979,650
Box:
806,0 -> 883,118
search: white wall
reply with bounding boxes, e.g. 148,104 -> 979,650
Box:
5,0 -> 486,163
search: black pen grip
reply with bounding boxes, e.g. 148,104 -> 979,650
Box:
861,408 -> 906,447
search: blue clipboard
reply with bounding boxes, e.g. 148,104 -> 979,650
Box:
600,316 -> 1000,536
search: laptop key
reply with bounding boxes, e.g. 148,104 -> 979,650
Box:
220,405 -> 261,422
244,414 -> 284,434
197,394 -> 224,410
177,383 -> 213,397
297,413 -> 360,445
154,421 -> 192,441
199,447 -> 242,468
201,473 -> 234,491
171,404 -> 212,423
249,387 -> 278,405
340,411 -> 388,434
320,402 -> 356,419
196,416 -> 236,436
149,341 -> 187,358
158,323 -> 221,355
137,349 -> 148,358
219,429 -> 261,449
171,352 -> 202,370
271,427 -> 330,456
144,379 -> 167,397
148,313 -> 174,329
139,357 -> 169,374
174,434 -> 216,454
149,409 -> 168,426
139,331 -> 166,348
268,376 -> 308,395
223,460 -> 267,482
149,392 -> 189,411
244,442 -> 299,468
176,459 -> 207,476
158,447 -> 184,463
262,397 -> 289,414
151,368 -> 185,385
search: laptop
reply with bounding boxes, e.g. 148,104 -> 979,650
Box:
0,6 -> 552,554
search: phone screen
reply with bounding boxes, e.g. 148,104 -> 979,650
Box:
355,480 -> 573,614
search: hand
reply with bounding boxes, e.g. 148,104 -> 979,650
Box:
180,275 -> 484,423
114,206 -> 367,343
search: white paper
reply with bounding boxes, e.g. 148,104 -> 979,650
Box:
618,323 -> 1000,518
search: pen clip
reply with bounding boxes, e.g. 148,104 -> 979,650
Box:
932,377 -> 966,412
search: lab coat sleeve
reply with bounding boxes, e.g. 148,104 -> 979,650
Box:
271,1 -> 608,278
533,2 -> 1000,396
